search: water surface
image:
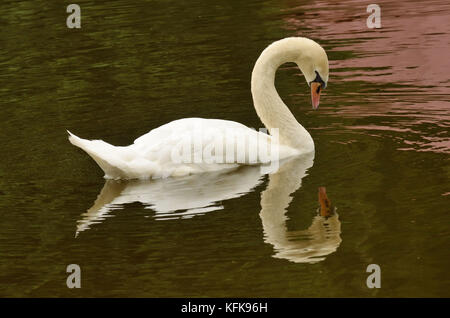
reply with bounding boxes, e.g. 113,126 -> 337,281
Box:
0,0 -> 449,297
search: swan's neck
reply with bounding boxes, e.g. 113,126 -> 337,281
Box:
251,38 -> 314,152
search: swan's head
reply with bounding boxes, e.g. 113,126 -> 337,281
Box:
294,38 -> 329,109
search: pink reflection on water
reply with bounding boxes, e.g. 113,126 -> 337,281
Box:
400,137 -> 450,154
283,0 -> 450,154
346,125 -> 419,134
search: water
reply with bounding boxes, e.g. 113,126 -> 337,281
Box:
0,0 -> 449,297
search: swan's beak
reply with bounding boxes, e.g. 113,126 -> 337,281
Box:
311,82 -> 321,110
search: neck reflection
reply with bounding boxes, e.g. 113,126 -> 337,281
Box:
76,154 -> 341,264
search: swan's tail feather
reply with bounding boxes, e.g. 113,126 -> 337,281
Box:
67,130 -> 129,179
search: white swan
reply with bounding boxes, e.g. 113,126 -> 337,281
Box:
68,37 -> 329,179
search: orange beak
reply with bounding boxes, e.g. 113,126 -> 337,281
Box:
311,82 -> 321,110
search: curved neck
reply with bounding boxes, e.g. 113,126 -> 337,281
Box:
251,38 -> 314,152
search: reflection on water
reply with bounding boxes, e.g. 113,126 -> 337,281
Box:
78,154 -> 341,264
259,155 -> 341,264
284,0 -> 450,154
76,165 -> 266,234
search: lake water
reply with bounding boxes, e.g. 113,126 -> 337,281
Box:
0,0 -> 449,297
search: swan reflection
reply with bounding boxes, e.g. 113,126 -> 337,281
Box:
259,156 -> 341,264
76,165 -> 266,235
76,154 -> 341,263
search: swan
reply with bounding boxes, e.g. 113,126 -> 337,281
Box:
68,37 -> 329,179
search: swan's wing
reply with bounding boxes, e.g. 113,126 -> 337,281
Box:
133,118 -> 296,175
69,118 -> 298,179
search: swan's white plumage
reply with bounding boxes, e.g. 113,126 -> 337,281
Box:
68,37 -> 329,180
68,118 -> 298,179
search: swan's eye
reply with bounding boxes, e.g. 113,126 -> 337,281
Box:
313,71 -> 326,91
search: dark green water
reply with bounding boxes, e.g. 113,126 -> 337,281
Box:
0,0 -> 449,297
